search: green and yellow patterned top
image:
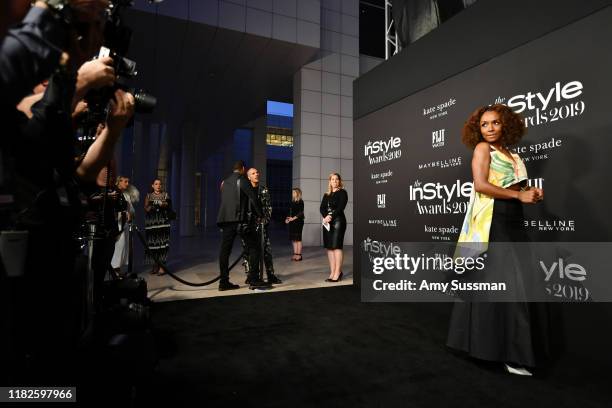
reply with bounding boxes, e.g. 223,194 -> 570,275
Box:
458,145 -> 528,249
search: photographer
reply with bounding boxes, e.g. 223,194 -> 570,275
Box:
7,76 -> 133,381
1,3 -> 134,382
1,0 -> 110,228
1,1 -> 109,107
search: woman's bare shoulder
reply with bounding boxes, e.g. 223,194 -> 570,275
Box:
474,141 -> 491,152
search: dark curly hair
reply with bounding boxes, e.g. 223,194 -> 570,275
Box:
461,104 -> 526,149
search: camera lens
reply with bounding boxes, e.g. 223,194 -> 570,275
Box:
132,90 -> 157,113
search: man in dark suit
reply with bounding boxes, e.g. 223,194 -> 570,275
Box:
217,161 -> 269,290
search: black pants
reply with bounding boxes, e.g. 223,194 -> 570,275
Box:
219,222 -> 261,283
242,224 -> 274,278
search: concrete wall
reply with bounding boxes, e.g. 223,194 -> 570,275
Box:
293,0 -> 359,246
133,0 -> 321,48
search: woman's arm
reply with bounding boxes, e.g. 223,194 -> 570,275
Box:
296,200 -> 304,220
320,195 -> 328,217
337,190 -> 348,212
144,194 -> 152,213
472,143 -> 539,203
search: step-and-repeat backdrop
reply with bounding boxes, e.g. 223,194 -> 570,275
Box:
355,7 -> 612,302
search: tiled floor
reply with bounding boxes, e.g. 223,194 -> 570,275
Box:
137,226 -> 353,302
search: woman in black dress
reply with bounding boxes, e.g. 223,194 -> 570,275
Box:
144,178 -> 173,275
286,188 -> 305,261
320,173 -> 348,282
447,104 -> 547,376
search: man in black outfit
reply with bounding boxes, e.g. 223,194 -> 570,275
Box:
217,161 -> 269,290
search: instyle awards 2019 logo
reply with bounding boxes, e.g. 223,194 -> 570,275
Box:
409,180 -> 472,215
363,137 -> 402,165
495,80 -> 586,129
541,257 -> 589,301
362,237 -> 401,262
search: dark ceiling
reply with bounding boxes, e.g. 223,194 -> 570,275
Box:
123,9 -> 318,153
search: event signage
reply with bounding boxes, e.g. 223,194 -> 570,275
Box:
355,8 -> 612,301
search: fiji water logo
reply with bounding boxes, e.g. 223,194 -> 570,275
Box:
432,129 -> 445,148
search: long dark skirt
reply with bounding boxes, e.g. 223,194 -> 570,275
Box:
446,199 -> 551,367
144,209 -> 171,265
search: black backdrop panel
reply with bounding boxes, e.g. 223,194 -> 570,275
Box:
355,0 -> 612,120
356,7 -> 612,248
354,5 -> 612,363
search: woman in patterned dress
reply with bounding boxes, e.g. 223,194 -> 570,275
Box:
144,178 -> 172,275
447,104 -> 547,376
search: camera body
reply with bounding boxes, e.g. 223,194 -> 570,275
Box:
84,46 -> 157,118
81,0 -> 157,134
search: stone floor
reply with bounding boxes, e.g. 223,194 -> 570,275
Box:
137,226 -> 353,302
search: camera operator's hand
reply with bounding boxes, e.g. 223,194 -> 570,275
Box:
75,90 -> 132,182
107,89 -> 135,132
16,93 -> 44,119
76,57 -> 115,93
72,99 -> 88,119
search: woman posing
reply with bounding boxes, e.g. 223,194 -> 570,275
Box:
447,104 -> 547,376
144,178 -> 173,275
286,188 -> 305,261
320,173 -> 348,282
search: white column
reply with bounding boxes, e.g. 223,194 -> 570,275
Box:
292,0 -> 358,246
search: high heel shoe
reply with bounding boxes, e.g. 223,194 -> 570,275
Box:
504,363 -> 532,376
330,271 -> 343,282
295,253 -> 302,261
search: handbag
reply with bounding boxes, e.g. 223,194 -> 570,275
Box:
167,208 -> 177,221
